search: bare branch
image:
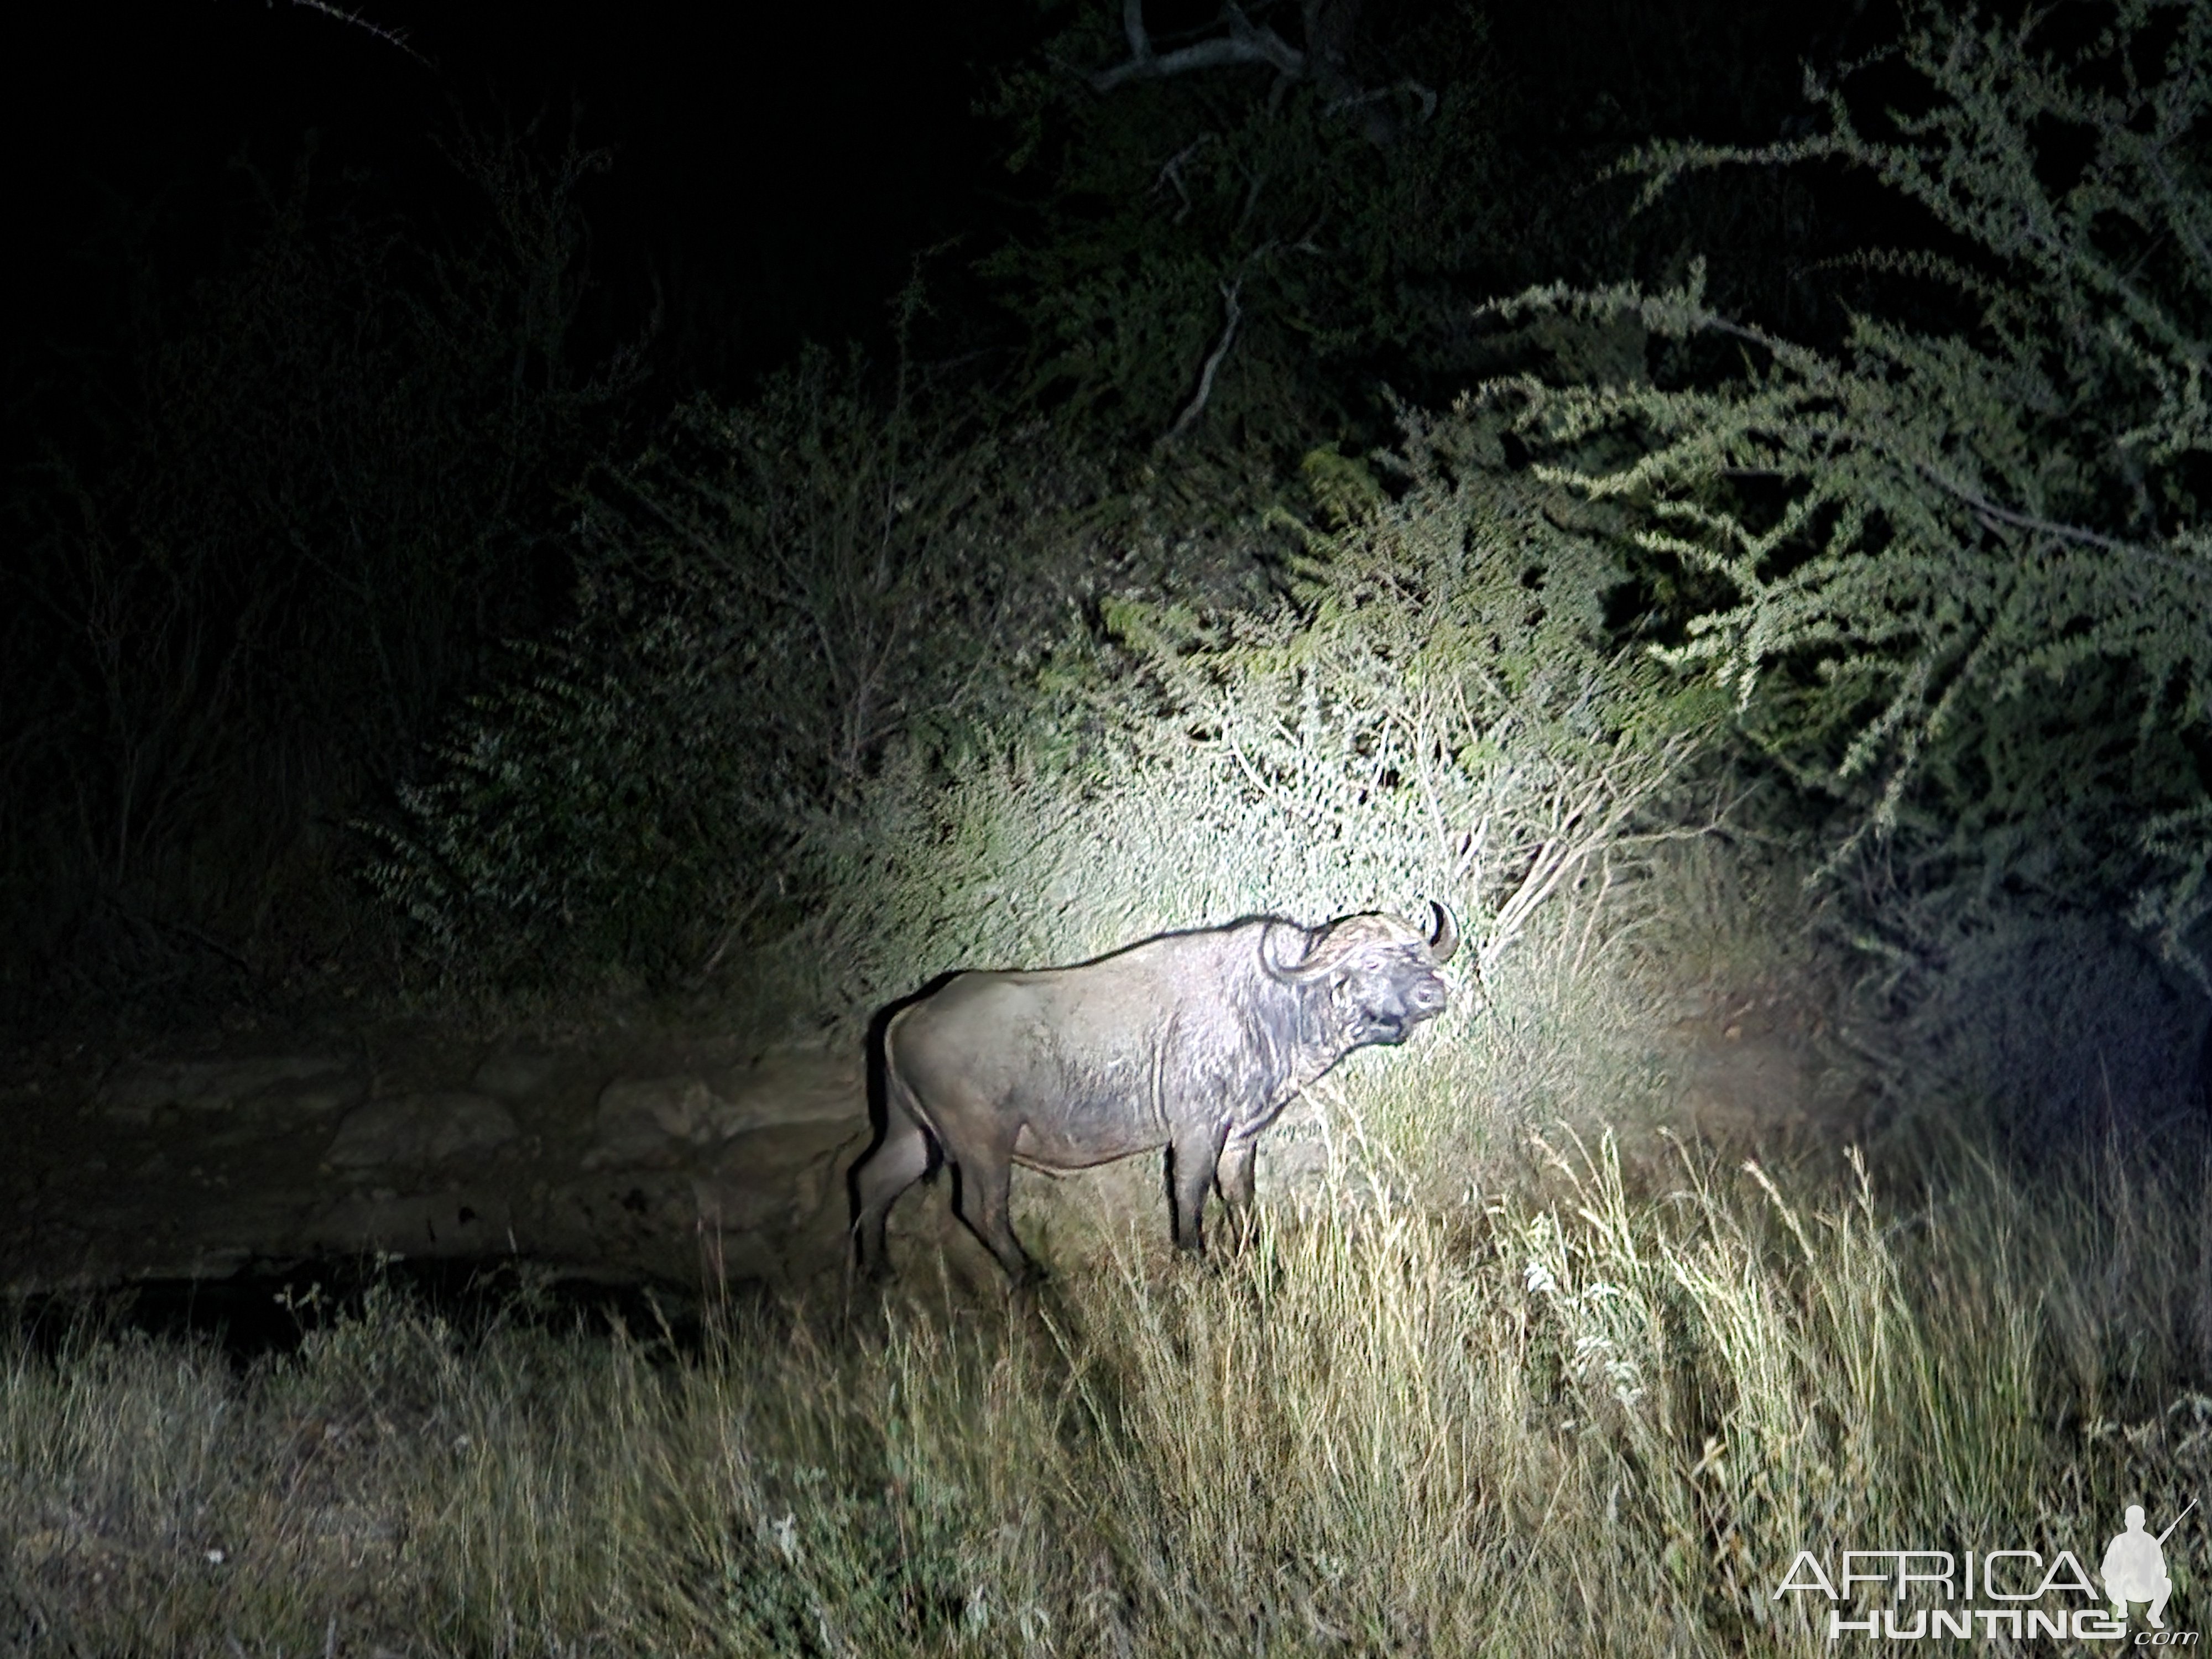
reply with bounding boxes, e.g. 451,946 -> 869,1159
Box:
283,0 -> 430,65
1327,78 -> 1436,122
1091,35 -> 1300,92
1913,461 -> 2212,579
1091,6 -> 1305,93
1088,2 -> 1422,147
1234,165 -> 1267,236
1121,0 -> 1149,61
1164,278 -> 1244,445
1153,134 -> 1214,223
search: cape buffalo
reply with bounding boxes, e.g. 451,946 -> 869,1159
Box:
851,902 -> 1458,1281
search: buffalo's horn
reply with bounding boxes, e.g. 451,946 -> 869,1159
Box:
1428,900 -> 1460,963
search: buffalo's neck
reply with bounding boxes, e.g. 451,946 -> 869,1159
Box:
1229,971 -> 1344,1114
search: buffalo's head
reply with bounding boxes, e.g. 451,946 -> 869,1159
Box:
1263,901 -> 1459,1048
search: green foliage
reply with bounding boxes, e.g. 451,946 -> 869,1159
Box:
1,120 -> 633,996
361,348 -> 1108,985
1470,0 -> 1848,331
577,348 -> 1091,808
1094,406 -> 1718,969
981,2 -> 1501,448
975,1 -> 1866,460
367,356 -> 1713,1026
359,623 -> 755,979
1479,0 -> 2212,967
789,406 -> 1718,1021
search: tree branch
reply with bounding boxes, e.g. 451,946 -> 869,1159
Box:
283,0 -> 430,65
1153,134 -> 1214,223
1913,461 -> 2212,580
1092,5 -> 1305,93
1328,77 -> 1437,122
1164,278 -> 1244,445
1089,3 -> 1431,145
1121,0 -> 1149,61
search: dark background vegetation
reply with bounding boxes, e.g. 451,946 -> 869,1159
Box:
6,0 -> 2208,1150
13,12 -> 2212,1648
4,0 -> 1027,1011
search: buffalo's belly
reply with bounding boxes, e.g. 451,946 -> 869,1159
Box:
1009,1109 -> 1167,1172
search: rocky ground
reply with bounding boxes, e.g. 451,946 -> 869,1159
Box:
0,982 -> 1841,1323
0,1026 -> 880,1303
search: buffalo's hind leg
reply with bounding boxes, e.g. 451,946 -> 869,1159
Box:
851,1105 -> 933,1280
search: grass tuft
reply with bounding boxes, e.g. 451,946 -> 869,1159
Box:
7,1130 -> 2208,1654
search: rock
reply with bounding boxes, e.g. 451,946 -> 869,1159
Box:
546,1173 -> 700,1253
581,1061 -> 867,1171
701,1056 -> 863,1136
303,1188 -> 514,1256
583,1076 -> 719,1168
255,1073 -> 366,1121
19,1040 -> 877,1298
697,1121 -> 864,1231
325,1093 -> 519,1170
688,1176 -> 794,1235
177,1245 -> 253,1278
101,1056 -> 350,1124
471,1047 -> 567,1100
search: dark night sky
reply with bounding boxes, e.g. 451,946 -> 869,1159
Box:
6,1 -> 1886,415
6,1 -> 1870,361
8,1 -> 1023,404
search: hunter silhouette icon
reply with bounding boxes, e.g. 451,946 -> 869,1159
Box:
2103,1501 -> 2196,1628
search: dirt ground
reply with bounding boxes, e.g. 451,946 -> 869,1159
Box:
0,979 -> 1840,1318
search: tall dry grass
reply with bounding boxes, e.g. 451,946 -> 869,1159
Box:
6,1130 -> 2207,1655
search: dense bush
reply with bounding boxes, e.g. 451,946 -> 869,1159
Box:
789,408 -> 1718,1011
979,0 -> 1871,461
981,0 -> 1503,448
1483,0 -> 2212,979
368,359 -> 1715,1043
360,348 -> 1130,989
13,0 -> 2201,1173
0,122 -> 634,1002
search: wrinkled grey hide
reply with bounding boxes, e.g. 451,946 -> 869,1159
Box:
851,904 -> 1458,1281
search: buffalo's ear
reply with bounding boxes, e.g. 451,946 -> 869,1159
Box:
1427,901 -> 1460,964
1261,919 -> 1337,983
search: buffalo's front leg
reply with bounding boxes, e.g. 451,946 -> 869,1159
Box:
955,1135 -> 1040,1284
1169,1119 -> 1232,1253
1216,1133 -> 1260,1251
